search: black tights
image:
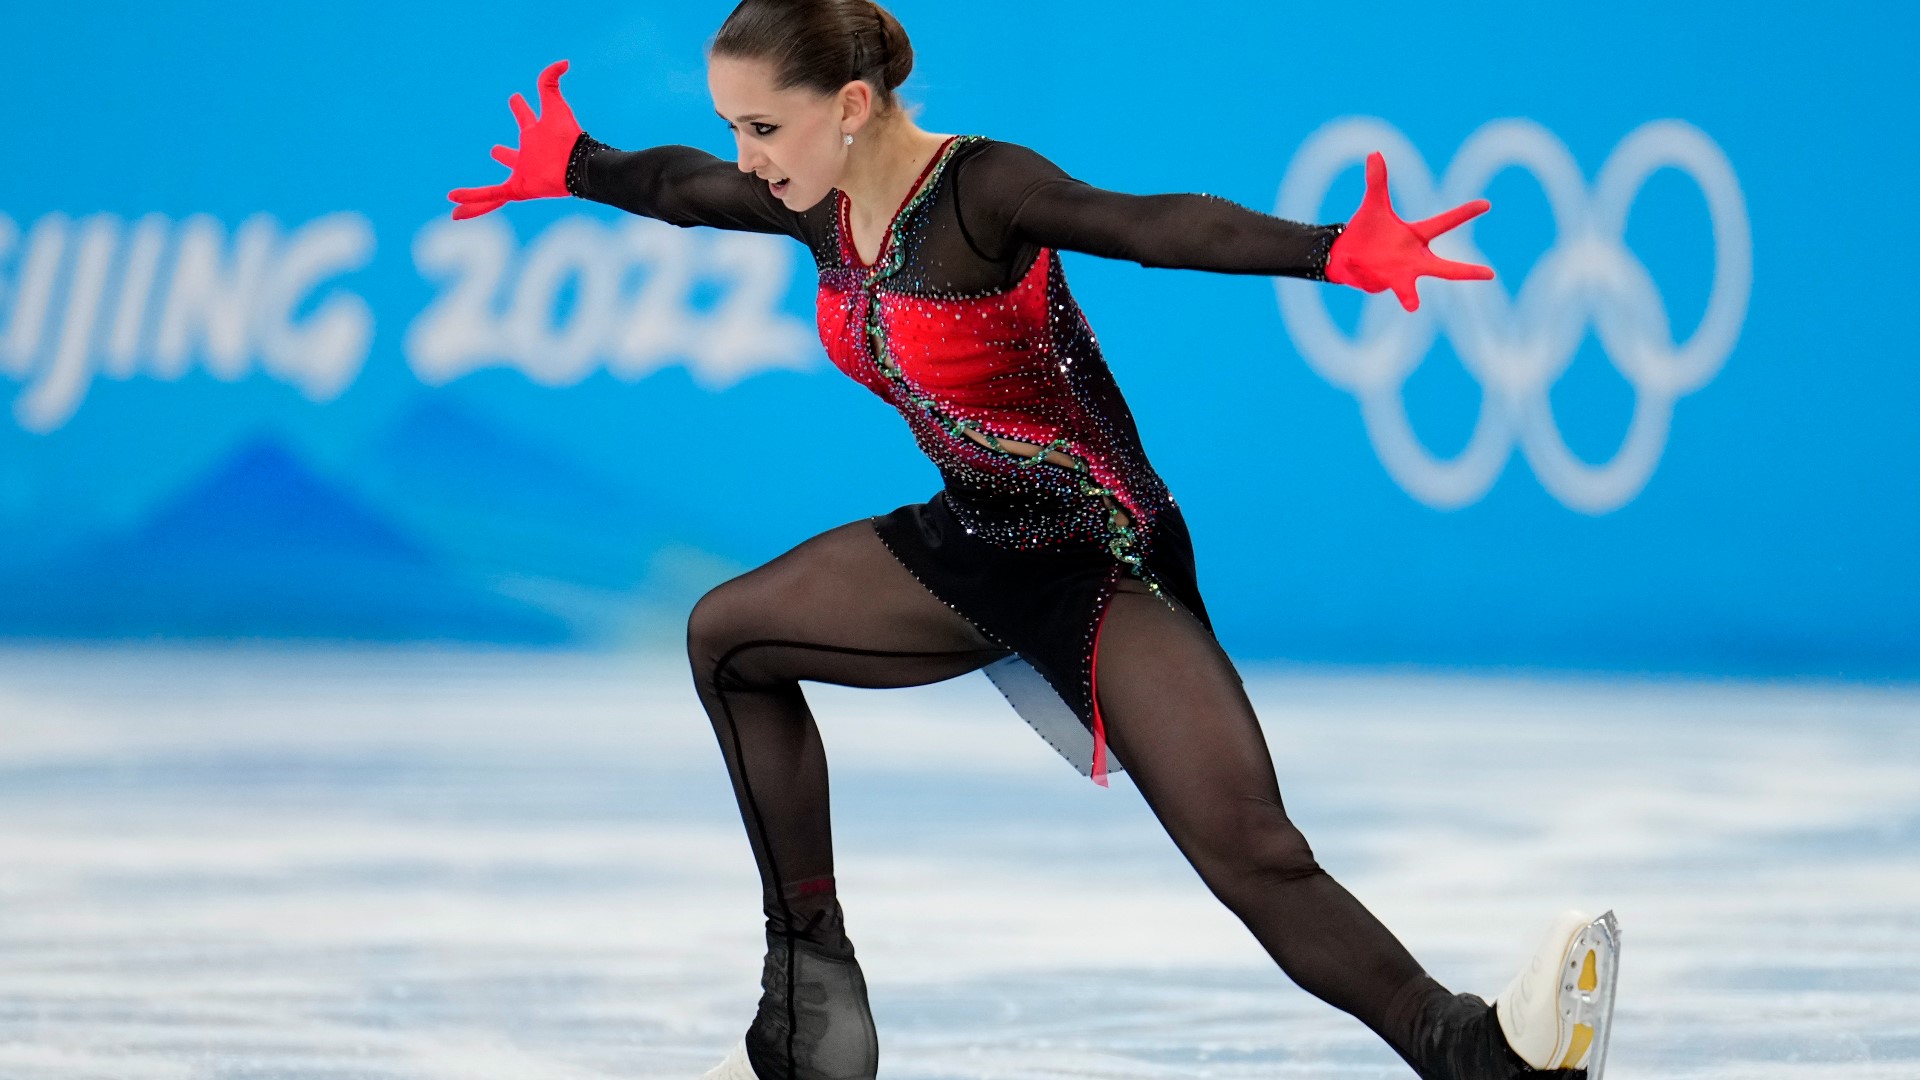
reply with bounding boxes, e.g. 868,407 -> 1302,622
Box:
687,518 -> 1464,1078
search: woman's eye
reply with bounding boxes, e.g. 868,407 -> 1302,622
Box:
751,122 -> 778,137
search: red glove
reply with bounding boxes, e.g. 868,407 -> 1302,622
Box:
447,59 -> 582,220
1326,151 -> 1494,311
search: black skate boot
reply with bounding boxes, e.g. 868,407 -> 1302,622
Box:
1412,991 -> 1587,1080
702,899 -> 878,1080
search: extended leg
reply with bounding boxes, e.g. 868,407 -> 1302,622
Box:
1091,579 -> 1541,1079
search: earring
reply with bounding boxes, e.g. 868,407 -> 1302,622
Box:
843,133 -> 854,146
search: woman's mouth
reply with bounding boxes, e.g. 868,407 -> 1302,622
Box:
770,177 -> 790,196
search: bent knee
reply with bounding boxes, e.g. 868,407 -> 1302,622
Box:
685,586 -> 723,662
687,579 -> 764,687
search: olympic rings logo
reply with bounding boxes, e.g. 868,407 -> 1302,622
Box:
1274,118 -> 1751,513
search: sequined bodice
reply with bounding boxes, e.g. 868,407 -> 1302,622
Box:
812,136 -> 1176,591
564,129 -> 1342,596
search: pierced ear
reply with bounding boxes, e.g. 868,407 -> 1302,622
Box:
839,79 -> 874,129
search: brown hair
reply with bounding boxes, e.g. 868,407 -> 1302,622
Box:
710,0 -> 915,114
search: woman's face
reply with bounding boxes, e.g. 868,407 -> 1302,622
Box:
708,55 -> 866,212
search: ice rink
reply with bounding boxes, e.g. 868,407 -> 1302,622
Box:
0,646 -> 1914,1079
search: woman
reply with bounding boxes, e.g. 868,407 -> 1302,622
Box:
448,3 -> 1619,1078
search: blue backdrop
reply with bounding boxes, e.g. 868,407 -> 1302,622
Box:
2,1 -> 1914,678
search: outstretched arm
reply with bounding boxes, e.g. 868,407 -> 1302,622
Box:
562,138 -> 798,236
958,142 -> 1344,279
960,142 -> 1491,308
446,60 -> 797,238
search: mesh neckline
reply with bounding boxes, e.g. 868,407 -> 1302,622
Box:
834,134 -> 976,269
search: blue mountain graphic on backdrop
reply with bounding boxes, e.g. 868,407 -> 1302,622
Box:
0,436 -> 569,642
346,393 -> 743,635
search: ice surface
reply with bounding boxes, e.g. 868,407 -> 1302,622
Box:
0,646 -> 1915,1078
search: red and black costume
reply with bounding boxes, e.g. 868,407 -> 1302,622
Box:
568,131 -> 1342,786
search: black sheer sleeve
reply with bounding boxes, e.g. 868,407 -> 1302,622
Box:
953,140 -> 1343,281
564,132 -> 802,239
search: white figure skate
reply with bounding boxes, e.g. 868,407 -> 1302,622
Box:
1495,909 -> 1621,1077
700,1039 -> 756,1079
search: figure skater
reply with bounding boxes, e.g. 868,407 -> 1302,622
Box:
448,3 -> 1621,1077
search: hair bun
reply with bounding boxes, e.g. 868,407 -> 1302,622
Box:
712,0 -> 917,111
868,2 -> 914,91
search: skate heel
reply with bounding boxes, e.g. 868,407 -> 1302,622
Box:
700,1039 -> 757,1079
1494,909 -> 1621,1077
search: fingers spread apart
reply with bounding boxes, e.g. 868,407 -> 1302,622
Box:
447,181 -> 509,202
1411,198 -> 1491,242
509,92 -> 536,130
537,59 -> 570,108
450,198 -> 508,221
1422,253 -> 1496,281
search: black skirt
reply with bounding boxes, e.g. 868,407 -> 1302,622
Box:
870,488 -> 1218,785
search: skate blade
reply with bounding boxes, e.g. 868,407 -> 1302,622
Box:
700,1039 -> 757,1080
1559,910 -> 1621,1078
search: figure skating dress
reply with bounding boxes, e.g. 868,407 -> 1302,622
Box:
566,132 -> 1341,785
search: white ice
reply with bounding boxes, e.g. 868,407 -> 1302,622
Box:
0,645 -> 1915,1079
